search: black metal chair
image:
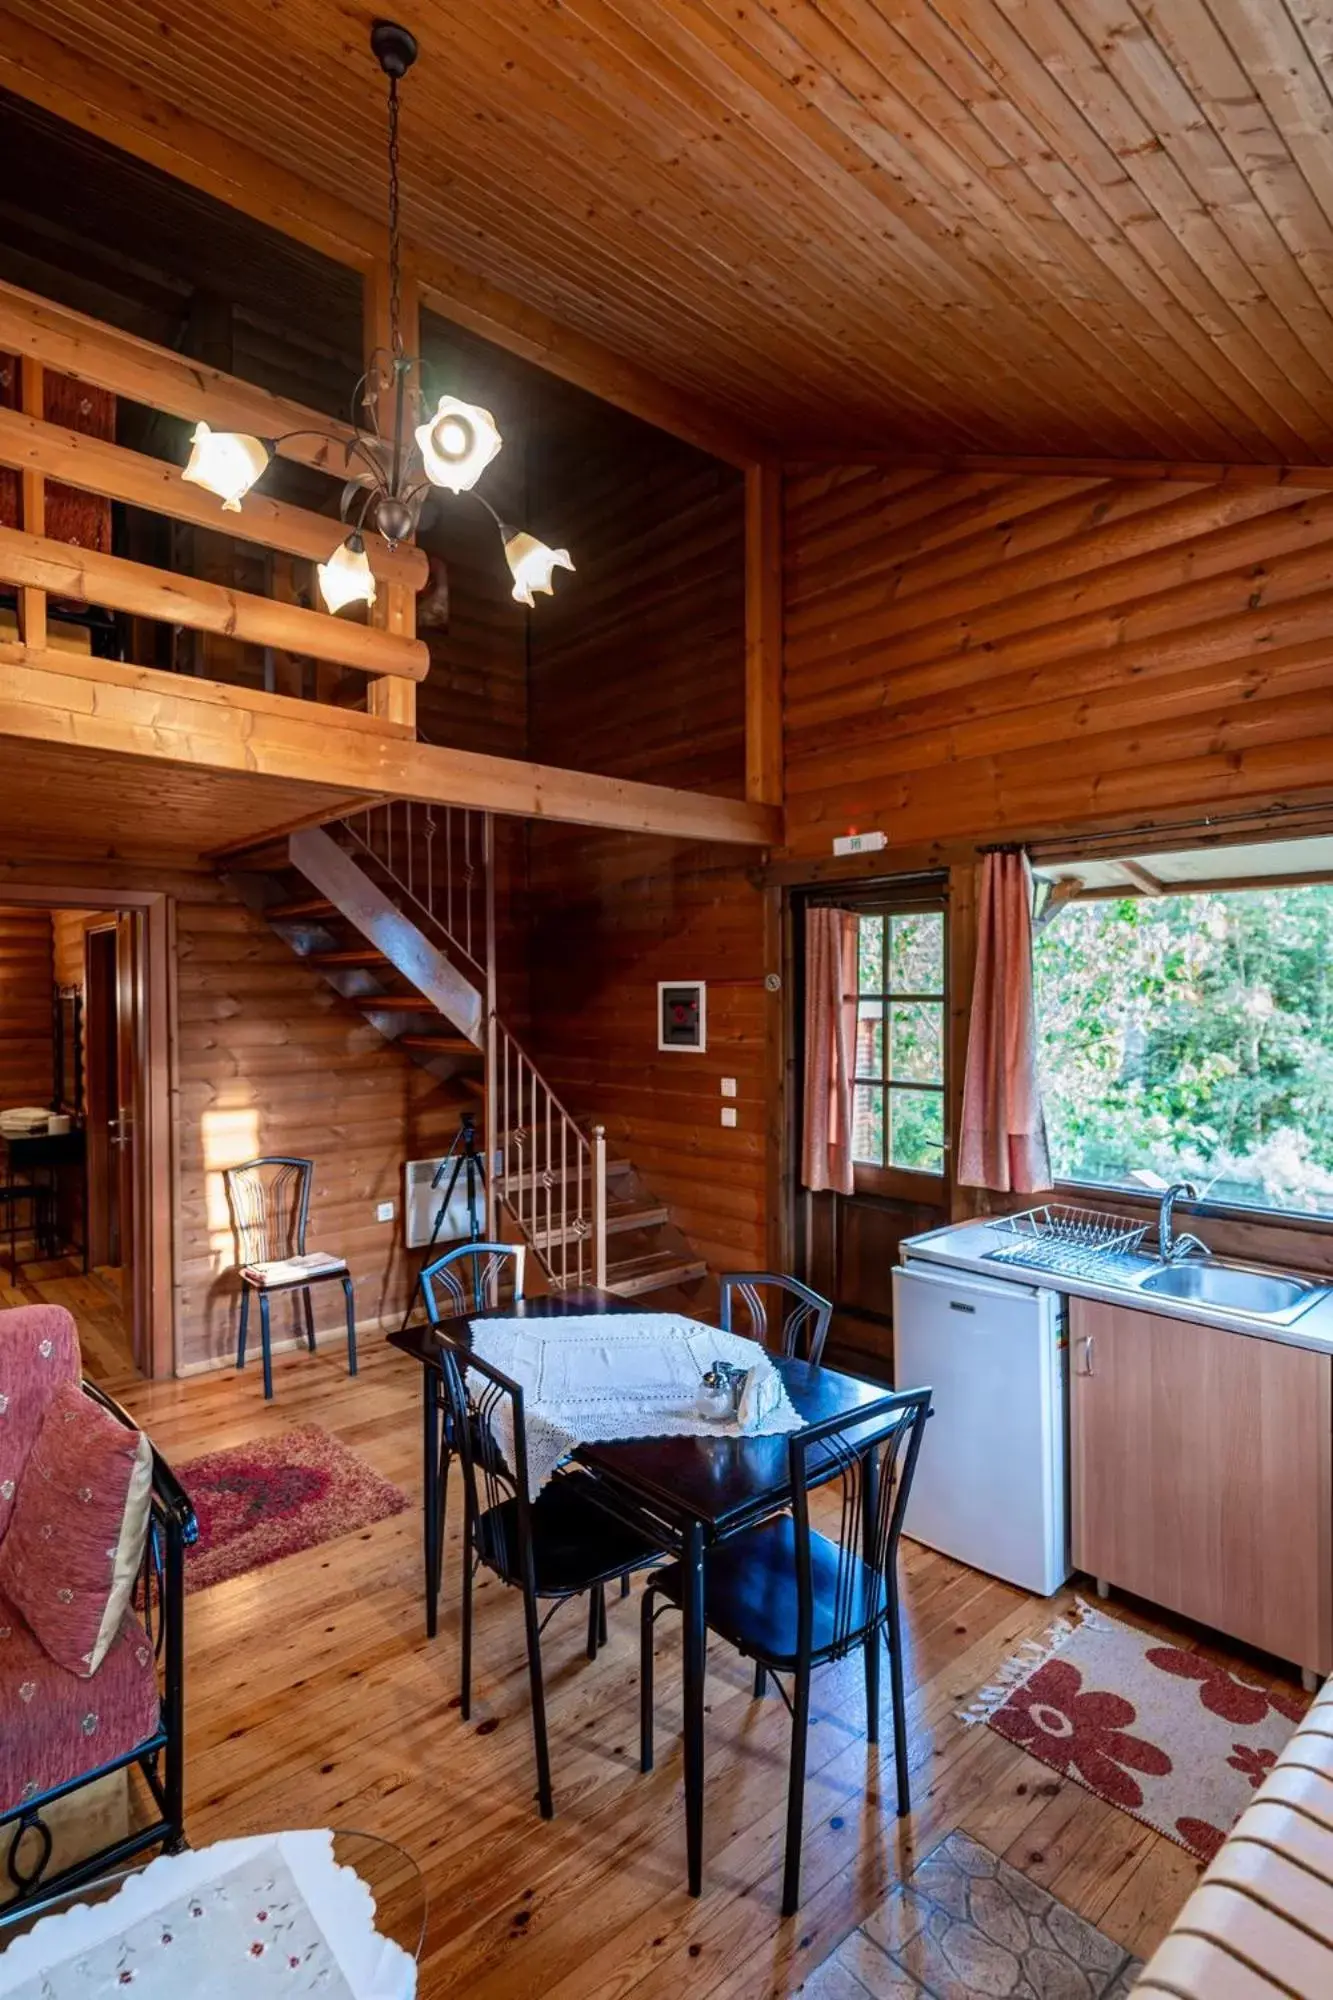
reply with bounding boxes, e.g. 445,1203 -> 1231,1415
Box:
224,1155 -> 356,1401
418,1240 -> 526,1636
718,1272 -> 833,1367
436,1330 -> 663,1819
639,1384 -> 932,1915
1,1381 -> 197,1921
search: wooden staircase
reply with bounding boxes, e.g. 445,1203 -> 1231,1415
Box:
222,805 -> 706,1303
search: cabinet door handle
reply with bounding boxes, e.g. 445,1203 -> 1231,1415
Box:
1077,1335 -> 1095,1377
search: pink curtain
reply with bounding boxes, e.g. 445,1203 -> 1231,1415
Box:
959,851 -> 1053,1194
801,908 -> 858,1195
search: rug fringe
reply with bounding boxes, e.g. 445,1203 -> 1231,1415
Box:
956,1594 -> 1115,1726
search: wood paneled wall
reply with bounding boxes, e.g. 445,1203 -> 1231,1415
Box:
173,877 -> 461,1370
526,406 -> 767,1274
0,906 -> 53,1111
783,463 -> 1333,856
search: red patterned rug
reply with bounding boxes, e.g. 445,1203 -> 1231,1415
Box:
964,1601 -> 1310,1864
175,1424 -> 409,1594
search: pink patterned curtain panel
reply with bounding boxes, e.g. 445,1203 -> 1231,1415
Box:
801,907 -> 859,1195
959,851 -> 1053,1194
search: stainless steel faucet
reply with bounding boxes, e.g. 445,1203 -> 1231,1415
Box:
1158,1182 -> 1209,1263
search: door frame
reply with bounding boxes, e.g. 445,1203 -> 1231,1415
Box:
0,884 -> 174,1377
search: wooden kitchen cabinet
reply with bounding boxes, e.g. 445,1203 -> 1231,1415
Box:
1070,1297 -> 1333,1676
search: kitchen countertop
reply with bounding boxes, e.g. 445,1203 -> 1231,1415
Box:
900,1219 -> 1333,1356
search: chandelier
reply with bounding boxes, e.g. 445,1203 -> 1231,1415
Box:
181,20 -> 573,617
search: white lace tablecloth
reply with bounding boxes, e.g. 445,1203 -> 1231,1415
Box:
466,1312 -> 803,1495
0,1832 -> 414,1997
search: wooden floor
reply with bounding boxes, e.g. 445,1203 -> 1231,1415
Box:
53,1324 -> 1302,1997
2,1250 -> 136,1380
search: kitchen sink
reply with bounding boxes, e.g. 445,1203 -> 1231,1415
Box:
1135,1259 -> 1328,1325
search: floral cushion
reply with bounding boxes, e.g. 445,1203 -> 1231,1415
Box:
0,1381 -> 153,1677
0,1590 -> 159,1816
0,1304 -> 81,1542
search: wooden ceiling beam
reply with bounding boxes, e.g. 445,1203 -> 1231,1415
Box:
0,17 -> 764,468
0,651 -> 780,847
781,449 -> 1333,488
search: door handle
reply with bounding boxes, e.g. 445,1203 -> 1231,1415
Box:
109,1112 -> 131,1150
1077,1335 -> 1095,1377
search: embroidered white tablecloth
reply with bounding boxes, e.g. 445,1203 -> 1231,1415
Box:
0,1832 -> 415,1998
465,1312 -> 803,1495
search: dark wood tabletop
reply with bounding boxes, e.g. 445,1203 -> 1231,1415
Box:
387,1285 -> 890,1533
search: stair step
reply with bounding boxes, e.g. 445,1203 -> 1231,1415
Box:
397,1035 -> 479,1057
529,1202 -> 670,1252
267,895 -> 336,921
355,994 -> 435,1013
308,946 -> 392,968
495,1157 -> 632,1189
605,1252 -> 709,1298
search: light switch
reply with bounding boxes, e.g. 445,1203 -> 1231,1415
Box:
720,1106 -> 738,1128
376,1200 -> 395,1223
721,1077 -> 737,1097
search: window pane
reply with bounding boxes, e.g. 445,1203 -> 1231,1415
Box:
889,1087 -> 945,1172
853,1084 -> 884,1165
857,914 -> 884,995
855,1002 -> 884,1080
890,1000 -> 943,1084
889,912 -> 943,994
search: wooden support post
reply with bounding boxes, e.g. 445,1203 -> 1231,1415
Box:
363,257 -> 420,732
16,358 -> 45,649
592,1126 -> 608,1291
745,458 -> 782,811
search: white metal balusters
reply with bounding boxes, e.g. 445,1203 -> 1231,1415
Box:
338,798 -> 488,979
492,1020 -> 608,1292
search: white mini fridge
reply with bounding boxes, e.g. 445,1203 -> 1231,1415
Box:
892,1256 -> 1071,1596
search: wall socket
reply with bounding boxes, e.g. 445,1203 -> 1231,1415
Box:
376,1200 -> 395,1223
720,1106 -> 738,1128
720,1076 -> 737,1097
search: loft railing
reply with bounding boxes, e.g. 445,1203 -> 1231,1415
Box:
0,277 -> 427,725
332,796 -> 609,1292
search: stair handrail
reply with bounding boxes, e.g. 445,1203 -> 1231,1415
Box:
490,1013 -> 608,1293
337,796 -> 487,983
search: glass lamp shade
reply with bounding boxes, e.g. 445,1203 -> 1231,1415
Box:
504,531 -> 575,607
317,536 -> 377,614
182,422 -> 270,512
414,396 -> 502,492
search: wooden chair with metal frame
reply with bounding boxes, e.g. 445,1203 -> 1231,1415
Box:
718,1271 -> 834,1367
418,1240 -> 526,1638
639,1383 -> 932,1915
224,1156 -> 357,1402
435,1329 -> 664,1820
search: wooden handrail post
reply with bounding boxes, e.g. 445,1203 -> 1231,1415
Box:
364,255 -> 419,731
592,1125 -> 608,1291
16,356 -> 45,648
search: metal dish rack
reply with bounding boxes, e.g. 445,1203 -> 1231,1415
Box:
986,1203 -> 1150,1279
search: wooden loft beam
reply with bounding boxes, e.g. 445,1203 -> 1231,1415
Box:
782,448 -> 1333,488
0,403 -> 426,590
0,652 -> 780,847
0,526 -> 428,681
0,20 -> 764,470
745,459 -> 782,809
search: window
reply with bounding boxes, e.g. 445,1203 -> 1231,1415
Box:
1034,880 -> 1333,1220
852,909 -> 946,1178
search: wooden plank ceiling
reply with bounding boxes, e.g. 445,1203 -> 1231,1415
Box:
7,1 -> 1333,458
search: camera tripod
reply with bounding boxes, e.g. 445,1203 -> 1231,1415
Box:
398,1111 -> 487,1333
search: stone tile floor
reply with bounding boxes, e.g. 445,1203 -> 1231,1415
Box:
801,1831 -> 1142,1999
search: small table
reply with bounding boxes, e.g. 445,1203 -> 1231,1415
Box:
0,1129 -> 88,1280
389,1288 -> 887,1897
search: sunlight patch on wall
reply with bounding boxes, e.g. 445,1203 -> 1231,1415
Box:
202,1102 -> 260,1270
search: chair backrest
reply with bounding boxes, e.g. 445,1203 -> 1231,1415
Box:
223,1156 -> 313,1269
719,1272 -> 833,1366
434,1330 -> 533,1582
420,1241 -> 526,1323
0,1304 -> 81,1542
789,1385 -> 932,1663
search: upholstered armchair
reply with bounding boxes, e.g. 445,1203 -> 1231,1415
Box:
0,1305 -> 196,1919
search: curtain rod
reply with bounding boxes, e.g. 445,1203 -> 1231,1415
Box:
1028,799 -> 1333,857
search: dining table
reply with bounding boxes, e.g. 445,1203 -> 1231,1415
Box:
387,1286 -> 889,1896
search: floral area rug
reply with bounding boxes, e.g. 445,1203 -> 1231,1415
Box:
963,1601 -> 1309,1864
175,1424 -> 408,1593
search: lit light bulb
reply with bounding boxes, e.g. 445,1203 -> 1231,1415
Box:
414,396 -> 502,492
317,534 -> 377,614
504,531 -> 574,607
181,422 -> 270,512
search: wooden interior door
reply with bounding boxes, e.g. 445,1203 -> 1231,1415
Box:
1071,1296 -> 1333,1674
113,912 -> 146,1360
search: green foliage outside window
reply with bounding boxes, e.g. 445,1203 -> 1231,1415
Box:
1033,883 -> 1333,1217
